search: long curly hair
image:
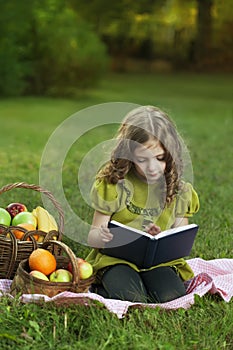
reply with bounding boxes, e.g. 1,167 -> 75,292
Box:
97,105 -> 184,205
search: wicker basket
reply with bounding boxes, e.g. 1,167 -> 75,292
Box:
10,240 -> 95,297
0,182 -> 64,279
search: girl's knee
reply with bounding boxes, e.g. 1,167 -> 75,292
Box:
101,264 -> 148,302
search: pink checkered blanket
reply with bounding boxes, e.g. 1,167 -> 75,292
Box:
0,258 -> 232,319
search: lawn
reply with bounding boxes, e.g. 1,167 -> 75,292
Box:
0,72 -> 233,349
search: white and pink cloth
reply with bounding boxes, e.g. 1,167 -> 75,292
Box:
1,258 -> 232,319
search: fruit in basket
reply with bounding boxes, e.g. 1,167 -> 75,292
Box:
30,270 -> 49,281
0,208 -> 12,226
6,202 -> 27,218
29,248 -> 56,275
12,211 -> 37,227
49,269 -> 73,282
32,206 -> 58,233
12,223 -> 38,240
68,258 -> 93,280
78,259 -> 93,280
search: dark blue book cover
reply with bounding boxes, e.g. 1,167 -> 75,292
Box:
100,221 -> 199,269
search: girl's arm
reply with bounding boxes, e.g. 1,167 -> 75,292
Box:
87,210 -> 113,248
173,217 -> 189,227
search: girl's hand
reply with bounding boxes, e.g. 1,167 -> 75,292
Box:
88,211 -> 113,248
145,223 -> 161,236
99,223 -> 113,243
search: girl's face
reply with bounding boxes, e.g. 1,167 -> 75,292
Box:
132,139 -> 166,184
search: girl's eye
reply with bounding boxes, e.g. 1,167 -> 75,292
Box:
156,156 -> 165,161
136,159 -> 146,163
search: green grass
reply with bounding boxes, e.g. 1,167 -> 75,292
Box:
0,72 -> 233,349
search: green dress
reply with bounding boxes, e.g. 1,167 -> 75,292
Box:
86,169 -> 200,281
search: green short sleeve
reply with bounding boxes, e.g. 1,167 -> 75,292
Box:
175,183 -> 200,218
90,179 -> 123,215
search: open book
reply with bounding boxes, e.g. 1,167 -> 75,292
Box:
100,220 -> 199,269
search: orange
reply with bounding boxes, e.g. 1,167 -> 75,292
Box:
12,223 -> 39,241
29,248 -> 56,276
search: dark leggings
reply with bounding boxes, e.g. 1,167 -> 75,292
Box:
92,264 -> 186,303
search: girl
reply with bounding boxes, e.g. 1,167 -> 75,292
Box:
86,105 -> 199,303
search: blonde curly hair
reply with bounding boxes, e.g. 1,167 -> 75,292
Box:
97,105 -> 184,205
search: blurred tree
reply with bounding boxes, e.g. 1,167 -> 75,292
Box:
69,0 -> 232,71
0,0 -> 108,96
26,0 -> 108,96
207,0 -> 233,70
0,0 -> 231,97
69,0 -> 164,53
69,1 -> 188,61
0,1 -> 32,95
195,0 -> 213,62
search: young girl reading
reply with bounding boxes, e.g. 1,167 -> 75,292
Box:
86,105 -> 199,303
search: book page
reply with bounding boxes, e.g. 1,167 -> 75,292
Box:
154,223 -> 198,239
109,220 -> 198,240
109,220 -> 153,239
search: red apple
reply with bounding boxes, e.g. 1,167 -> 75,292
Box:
67,257 -> 85,273
12,211 -> 37,227
67,261 -> 73,274
30,270 -> 49,281
0,208 -> 12,226
67,259 -> 80,273
6,202 -> 27,218
49,269 -> 73,282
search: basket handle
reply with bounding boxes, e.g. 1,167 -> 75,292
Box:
0,182 -> 64,234
41,240 -> 80,285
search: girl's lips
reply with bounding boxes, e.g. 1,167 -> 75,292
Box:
147,172 -> 163,180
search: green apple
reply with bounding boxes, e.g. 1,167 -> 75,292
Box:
67,258 -> 93,279
0,207 -> 12,226
49,269 -> 73,282
30,270 -> 49,281
78,258 -> 93,280
12,211 -> 37,227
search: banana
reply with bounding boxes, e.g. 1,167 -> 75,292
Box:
32,206 -> 58,242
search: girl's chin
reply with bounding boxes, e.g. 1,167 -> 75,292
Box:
142,174 -> 163,184
133,168 -> 164,183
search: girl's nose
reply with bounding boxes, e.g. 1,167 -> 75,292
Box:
148,159 -> 159,172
